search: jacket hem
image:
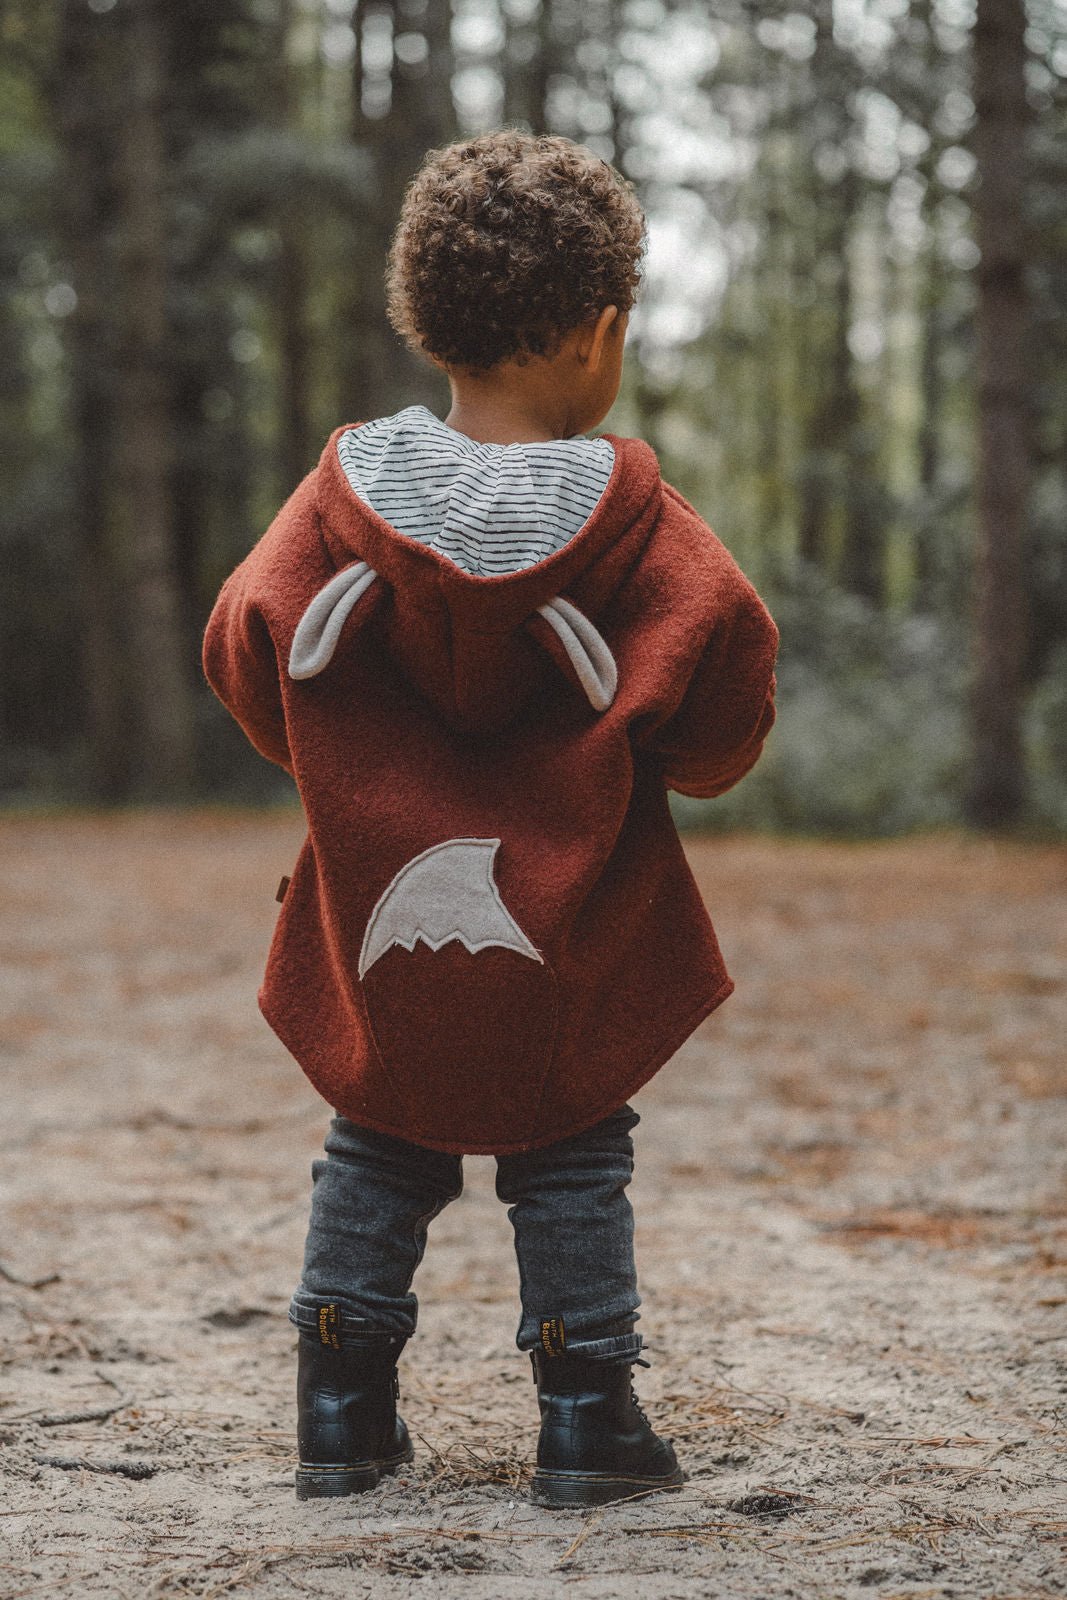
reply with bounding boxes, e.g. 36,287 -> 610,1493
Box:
262,975 -> 734,1157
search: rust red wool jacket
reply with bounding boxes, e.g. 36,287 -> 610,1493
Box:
202,424 -> 778,1154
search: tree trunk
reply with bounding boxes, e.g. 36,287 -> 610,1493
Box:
278,223 -> 312,491
504,0 -> 546,130
796,2 -> 870,586
836,187 -> 885,607
341,0 -> 455,422
966,0 -> 1031,827
113,0 -> 196,798
275,0 -> 313,493
797,167 -> 861,577
51,0 -> 131,800
910,0 -> 947,603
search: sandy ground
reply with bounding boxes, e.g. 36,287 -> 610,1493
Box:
1,811 -> 1065,1600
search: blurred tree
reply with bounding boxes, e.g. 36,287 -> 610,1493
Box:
114,0 -> 198,798
49,0 -> 134,798
907,0 -> 954,602
0,1 -> 89,795
967,0 -> 1032,826
794,4 -> 864,583
339,0 -> 456,422
275,0 -> 313,493
503,0 -> 557,130
1025,0 -> 1067,692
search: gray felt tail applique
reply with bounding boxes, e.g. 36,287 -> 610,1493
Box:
358,838 -> 542,978
287,560 -> 617,711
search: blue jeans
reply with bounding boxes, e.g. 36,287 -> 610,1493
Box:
288,1105 -> 643,1361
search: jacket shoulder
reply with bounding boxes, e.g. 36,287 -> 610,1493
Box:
638,480 -> 772,627
226,470 -> 333,627
659,483 -> 747,573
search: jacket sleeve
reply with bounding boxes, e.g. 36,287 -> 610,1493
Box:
648,588 -> 779,800
202,565 -> 293,775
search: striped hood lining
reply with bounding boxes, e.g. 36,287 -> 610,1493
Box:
336,406 -> 614,578
287,409 -> 622,714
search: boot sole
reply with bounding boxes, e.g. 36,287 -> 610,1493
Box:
530,1465 -> 685,1508
295,1441 -> 414,1500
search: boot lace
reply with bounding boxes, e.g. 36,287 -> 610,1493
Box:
630,1356 -> 652,1424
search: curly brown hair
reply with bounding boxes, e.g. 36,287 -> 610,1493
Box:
385,130 -> 646,373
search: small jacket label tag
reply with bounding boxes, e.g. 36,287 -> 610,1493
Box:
539,1316 -> 566,1358
276,875 -> 291,904
318,1303 -> 341,1349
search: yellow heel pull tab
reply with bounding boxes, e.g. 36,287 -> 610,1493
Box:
540,1317 -> 566,1358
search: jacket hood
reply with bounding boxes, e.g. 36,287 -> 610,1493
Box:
298,422 -> 664,735
334,405 -> 616,576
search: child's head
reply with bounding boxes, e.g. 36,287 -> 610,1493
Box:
386,130 -> 646,435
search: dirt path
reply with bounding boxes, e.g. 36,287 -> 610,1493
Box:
1,813 -> 1065,1599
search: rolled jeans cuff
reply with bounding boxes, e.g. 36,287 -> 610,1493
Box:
288,1291 -> 407,1347
543,1332 -> 644,1362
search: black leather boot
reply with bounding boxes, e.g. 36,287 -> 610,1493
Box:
529,1350 -> 685,1507
295,1316 -> 413,1500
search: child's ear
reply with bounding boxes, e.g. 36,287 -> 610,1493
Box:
579,305 -> 620,368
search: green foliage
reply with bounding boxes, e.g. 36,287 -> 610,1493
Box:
673,566 -> 970,836
1026,643 -> 1067,829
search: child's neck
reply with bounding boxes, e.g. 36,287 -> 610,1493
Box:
444,358 -> 590,445
443,392 -> 571,446
441,308 -> 622,445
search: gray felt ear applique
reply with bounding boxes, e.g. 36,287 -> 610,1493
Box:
288,561 -> 378,680
535,594 -> 617,711
287,560 -> 617,711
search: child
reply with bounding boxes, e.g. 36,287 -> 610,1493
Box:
202,130 -> 778,1507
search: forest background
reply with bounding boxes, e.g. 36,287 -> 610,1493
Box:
0,0 -> 1064,835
